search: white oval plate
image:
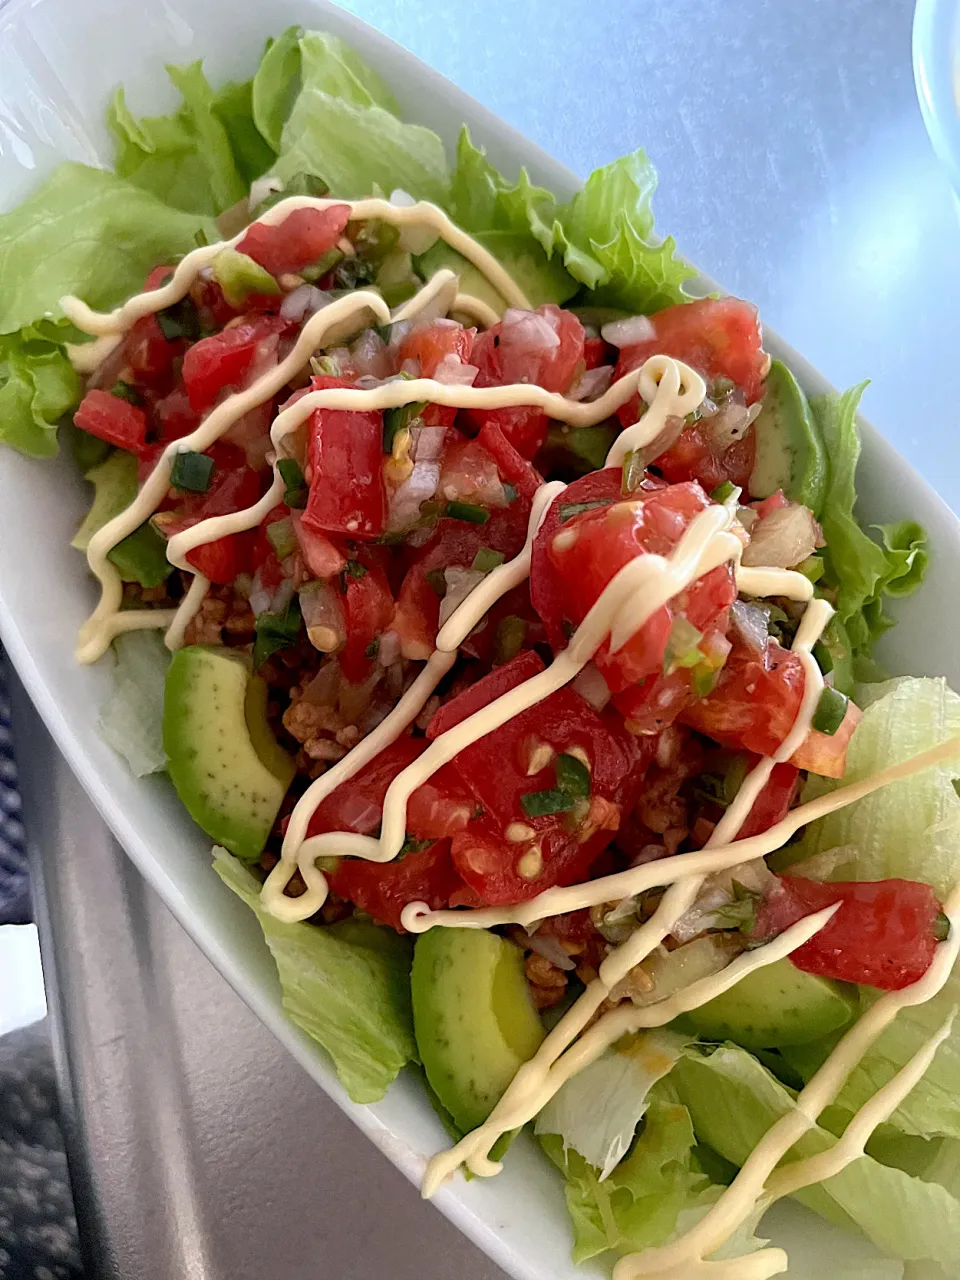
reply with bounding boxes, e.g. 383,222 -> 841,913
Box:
0,1 -> 954,1276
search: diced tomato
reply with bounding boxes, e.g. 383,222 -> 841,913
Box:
680,638 -> 859,776
338,558 -> 395,681
654,422 -> 756,494
406,764 -> 477,839
389,565 -> 443,660
754,876 -> 944,990
543,480 -> 737,692
138,442 -> 168,488
307,737 -> 425,837
753,490 -> 790,521
144,265 -> 175,292
437,437 -> 511,510
182,315 -> 287,413
250,505 -> 292,592
162,442 -> 262,584
476,421 -> 543,500
791,700 -> 862,779
327,839 -> 465,932
427,650 -> 545,740
583,336 -> 614,370
156,387 -> 201,442
468,305 -> 586,458
398,320 -> 476,376
73,389 -> 148,454
445,677 -> 653,904
237,204 -> 352,277
611,627 -> 732,735
530,467 -> 636,650
291,513 -> 346,580
735,761 -> 800,839
302,375 -> 386,542
614,298 -> 766,430
125,314 -> 182,387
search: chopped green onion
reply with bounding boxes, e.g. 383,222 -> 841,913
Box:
212,248 -> 281,308
334,257 -> 377,290
555,753 -> 591,800
300,246 -> 344,283
170,450 -> 214,494
277,457 -> 308,509
110,380 -> 142,406
471,547 -> 505,574
253,597 -> 303,669
383,401 -> 426,452
157,297 -> 204,342
520,788 -> 576,818
446,501 -> 490,524
621,449 -> 645,494
935,911 -> 951,942
344,559 -> 367,579
558,498 -> 610,523
353,218 -> 400,263
710,481 -> 737,504
502,483 -> 518,505
266,516 -> 297,561
797,555 -> 825,583
691,665 -> 720,698
494,615 -> 527,665
813,685 -> 849,735
311,354 -> 342,378
364,637 -> 381,661
425,568 -> 447,596
546,423 -> 618,473
194,228 -> 210,248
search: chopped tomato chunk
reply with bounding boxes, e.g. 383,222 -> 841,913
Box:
74,389 -> 148,455
735,761 -> 800,839
327,840 -> 464,932
398,320 -> 476,376
302,375 -> 386,542
754,876 -> 944,990
338,557 -> 395,681
237,204 -> 352,277
182,316 -> 287,413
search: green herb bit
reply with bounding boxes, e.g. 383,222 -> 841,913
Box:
710,481 -> 738,504
400,834 -> 433,857
157,297 -> 204,342
170,450 -> 214,494
253,597 -> 303,669
194,228 -> 210,248
621,449 -> 645,494
334,257 -> 377,290
212,248 -> 281,308
110,380 -> 142,406
344,559 -> 368,579
383,401 -> 426,452
691,664 -> 721,698
300,246 -> 344,283
813,685 -> 849,735
471,547 -> 506,574
277,457 -> 308,509
520,788 -> 576,818
555,752 -> 591,800
662,616 -> 704,675
494,615 -> 527,665
425,568 -> 447,596
364,637 -> 380,661
266,516 -> 297,562
446,501 -> 490,525
558,498 -> 610,524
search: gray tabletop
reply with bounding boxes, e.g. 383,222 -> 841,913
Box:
11,1 -> 960,1278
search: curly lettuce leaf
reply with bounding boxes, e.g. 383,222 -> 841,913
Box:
213,849 -> 416,1103
272,31 -> 447,202
99,630 -> 170,777
109,62 -> 249,216
672,1044 -> 960,1268
0,329 -> 81,457
535,1029 -> 688,1179
812,385 -> 929,654
540,1098 -> 713,1263
0,163 -> 215,336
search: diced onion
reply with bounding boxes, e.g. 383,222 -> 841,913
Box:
567,364 -> 615,403
703,391 -> 750,449
281,285 -> 334,323
377,631 -> 402,668
502,308 -> 560,350
741,504 -> 820,569
387,460 -> 441,532
300,580 -> 346,652
249,572 -> 294,620
432,354 -> 480,386
300,663 -> 340,707
671,862 -> 776,944
350,328 -> 392,379
524,931 -> 576,971
389,190 -> 440,255
572,663 -> 612,710
438,566 -> 485,627
410,426 -> 447,462
728,599 -> 770,654
600,314 -> 656,347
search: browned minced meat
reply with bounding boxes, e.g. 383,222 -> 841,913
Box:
183,584 -> 255,647
525,952 -> 569,1010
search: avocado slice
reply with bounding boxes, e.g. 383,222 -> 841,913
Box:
412,928 -> 545,1132
749,360 -> 828,515
677,956 -> 857,1051
163,646 -> 295,863
72,449 -> 172,589
416,229 -> 577,315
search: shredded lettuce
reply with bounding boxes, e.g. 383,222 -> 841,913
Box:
99,630 -> 170,777
213,849 -> 417,1103
672,1044 -> 960,1268
109,62 -> 250,216
812,385 -> 929,655
271,31 -> 448,202
535,1029 -> 688,1179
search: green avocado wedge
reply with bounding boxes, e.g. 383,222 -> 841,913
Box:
163,646 -> 295,862
677,956 -> 857,1052
412,928 -> 545,1133
749,359 -> 829,515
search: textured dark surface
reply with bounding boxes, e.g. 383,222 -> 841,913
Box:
0,653 -> 29,927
